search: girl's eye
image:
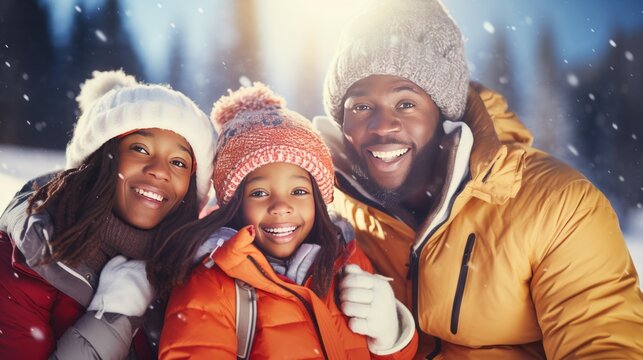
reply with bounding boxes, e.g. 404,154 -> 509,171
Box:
131,145 -> 149,155
171,159 -> 188,169
398,102 -> 415,109
292,189 -> 310,196
353,104 -> 370,112
249,190 -> 268,198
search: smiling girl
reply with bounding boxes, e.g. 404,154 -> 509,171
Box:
0,70 -> 216,359
149,83 -> 417,359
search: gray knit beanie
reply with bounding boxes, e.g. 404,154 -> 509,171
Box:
323,0 -> 469,123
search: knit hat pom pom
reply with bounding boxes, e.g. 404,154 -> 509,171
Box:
211,82 -> 286,131
76,69 -> 138,114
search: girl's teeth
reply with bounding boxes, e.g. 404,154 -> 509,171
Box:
371,148 -> 409,161
264,226 -> 297,235
135,188 -> 164,202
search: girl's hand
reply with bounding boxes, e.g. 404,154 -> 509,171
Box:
339,264 -> 399,352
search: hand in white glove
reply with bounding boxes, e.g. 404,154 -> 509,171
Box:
87,255 -> 153,319
339,264 -> 399,352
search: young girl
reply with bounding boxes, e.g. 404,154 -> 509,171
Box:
149,83 -> 418,359
0,70 -> 216,359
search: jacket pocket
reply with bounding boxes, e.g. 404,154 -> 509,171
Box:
450,233 -> 476,334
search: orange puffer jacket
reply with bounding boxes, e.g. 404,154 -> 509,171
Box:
159,225 -> 418,359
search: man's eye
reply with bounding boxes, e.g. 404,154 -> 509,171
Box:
399,102 -> 415,109
353,104 -> 370,111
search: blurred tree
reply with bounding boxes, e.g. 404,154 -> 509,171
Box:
530,25 -> 574,164
483,28 -> 520,114
569,29 -> 643,215
50,0 -> 145,149
0,0 -> 54,147
294,27 -> 322,119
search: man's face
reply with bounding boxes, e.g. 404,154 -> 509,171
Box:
342,75 -> 441,197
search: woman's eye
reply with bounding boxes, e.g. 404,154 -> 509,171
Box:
131,145 -> 149,155
171,159 -> 187,168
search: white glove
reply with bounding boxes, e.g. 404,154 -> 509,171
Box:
339,264 -> 399,352
87,255 -> 153,319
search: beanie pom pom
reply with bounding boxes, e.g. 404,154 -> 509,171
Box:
211,82 -> 286,131
76,70 -> 138,114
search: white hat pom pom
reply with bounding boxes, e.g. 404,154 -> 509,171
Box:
76,69 -> 138,114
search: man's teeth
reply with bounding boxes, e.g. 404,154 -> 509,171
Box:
263,226 -> 297,236
135,188 -> 164,202
370,148 -> 409,161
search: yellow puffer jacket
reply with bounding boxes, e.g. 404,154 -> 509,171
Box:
319,84 -> 643,359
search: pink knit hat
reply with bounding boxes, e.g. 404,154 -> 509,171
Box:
211,83 -> 334,205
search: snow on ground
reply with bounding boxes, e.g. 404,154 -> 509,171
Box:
0,144 -> 642,276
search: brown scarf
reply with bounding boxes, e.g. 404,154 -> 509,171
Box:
84,213 -> 157,273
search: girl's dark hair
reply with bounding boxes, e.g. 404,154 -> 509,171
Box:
28,138 -> 199,267
148,174 -> 342,299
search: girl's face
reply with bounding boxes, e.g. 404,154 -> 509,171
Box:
241,162 -> 315,259
114,128 -> 194,229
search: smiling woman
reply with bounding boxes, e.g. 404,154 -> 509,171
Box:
115,129 -> 195,230
0,69 -> 217,359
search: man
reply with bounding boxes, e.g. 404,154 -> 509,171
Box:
314,0 -> 643,358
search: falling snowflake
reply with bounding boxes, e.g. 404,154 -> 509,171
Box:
624,51 -> 634,61
170,22 -> 176,28
157,3 -> 163,9
588,93 -> 595,101
30,327 -> 45,341
612,123 -> 619,130
566,73 -> 579,87
609,39 -> 617,47
23,94 -> 30,101
4,61 -> 9,68
198,7 -> 204,14
590,28 -> 595,33
13,272 -> 19,278
95,30 -> 107,42
239,76 -> 251,87
483,21 -> 495,34
633,134 -> 638,140
176,312 -> 187,322
75,5 -> 82,13
118,173 -> 124,180
567,144 -> 579,156
499,76 -> 509,84
618,176 -> 625,182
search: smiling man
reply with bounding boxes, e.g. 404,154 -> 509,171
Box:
314,0 -> 643,358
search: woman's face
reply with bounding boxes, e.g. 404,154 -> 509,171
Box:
114,128 -> 194,229
241,162 -> 315,259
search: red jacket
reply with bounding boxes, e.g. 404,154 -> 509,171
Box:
0,232 -> 84,358
160,225 -> 418,359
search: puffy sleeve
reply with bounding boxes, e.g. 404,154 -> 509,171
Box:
530,180 -> 643,359
159,265 -> 238,360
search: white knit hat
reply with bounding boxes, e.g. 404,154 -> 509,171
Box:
323,0 -> 469,123
66,70 -> 217,208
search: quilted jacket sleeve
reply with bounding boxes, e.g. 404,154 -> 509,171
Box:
530,180 -> 643,359
159,266 -> 238,360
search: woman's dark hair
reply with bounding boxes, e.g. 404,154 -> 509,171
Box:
148,173 -> 342,299
28,138 -> 199,267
